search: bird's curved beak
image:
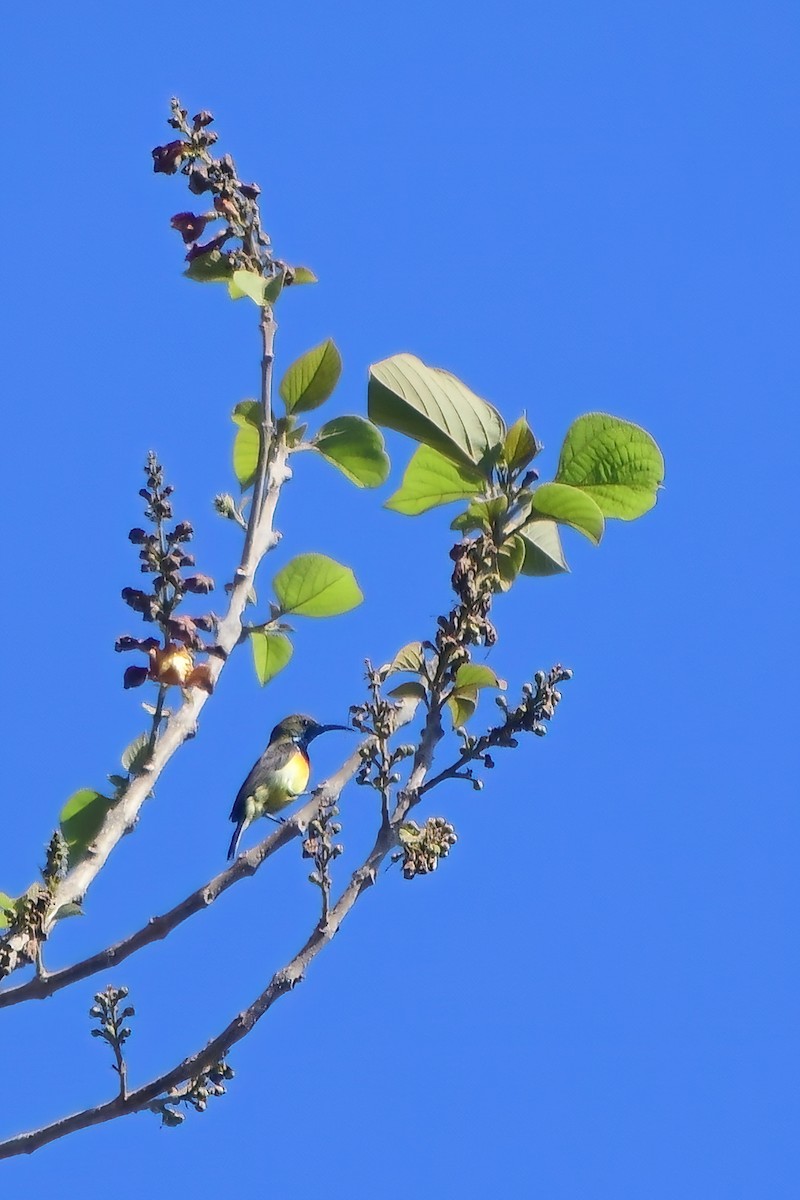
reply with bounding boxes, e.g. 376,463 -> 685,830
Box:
309,723 -> 352,741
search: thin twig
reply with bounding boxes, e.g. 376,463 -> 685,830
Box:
241,306 -> 276,566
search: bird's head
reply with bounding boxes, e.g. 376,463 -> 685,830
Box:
269,713 -> 351,747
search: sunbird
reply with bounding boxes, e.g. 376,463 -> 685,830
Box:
228,713 -> 350,860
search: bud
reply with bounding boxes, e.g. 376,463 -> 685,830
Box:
214,493 -> 237,520
123,665 -> 149,690
188,166 -> 212,195
183,574 -> 215,594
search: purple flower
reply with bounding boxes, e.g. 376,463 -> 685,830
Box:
170,211 -> 209,245
151,140 -> 185,175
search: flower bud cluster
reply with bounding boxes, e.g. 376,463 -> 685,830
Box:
397,817 -> 458,880
117,452 -> 215,694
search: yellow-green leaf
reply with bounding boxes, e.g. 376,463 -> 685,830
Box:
380,641 -> 426,677
386,444 -> 485,516
555,412 -> 664,518
496,534 -> 526,591
227,269 -> 267,305
0,892 -> 15,929
184,250 -> 233,284
289,266 -> 318,285
314,416 -> 390,487
453,664 -> 506,691
60,790 -> 113,862
450,496 -> 509,533
273,553 -> 363,618
369,353 -> 506,471
530,482 -> 605,545
279,339 -> 342,414
518,519 -> 570,576
446,687 -> 478,728
250,631 -> 293,685
503,416 -> 541,472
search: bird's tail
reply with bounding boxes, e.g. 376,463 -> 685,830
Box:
227,819 -> 247,861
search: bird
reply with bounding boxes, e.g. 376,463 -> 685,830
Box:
227,713 -> 351,860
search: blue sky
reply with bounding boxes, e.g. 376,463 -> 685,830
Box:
1,1 -> 797,1194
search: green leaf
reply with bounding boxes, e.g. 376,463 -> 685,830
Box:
289,266 -> 317,285
273,553 -> 364,618
555,412 -> 664,518
450,496 -> 509,532
230,400 -> 262,490
250,630 -> 293,685
518,519 -> 570,576
263,269 -> 285,304
121,733 -> 150,775
387,681 -> 428,708
503,416 -> 541,471
279,339 -> 343,414
368,353 -> 506,471
232,399 -> 261,426
453,664 -> 507,691
0,892 -> 15,929
530,482 -> 605,545
60,789 -> 114,862
496,534 -> 526,591
385,445 -> 485,516
314,416 -> 390,487
227,269 -> 266,305
380,641 -> 425,677
233,424 -> 260,490
184,250 -> 233,284
446,687 -> 478,728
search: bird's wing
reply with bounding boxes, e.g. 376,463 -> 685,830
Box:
229,741 -> 298,822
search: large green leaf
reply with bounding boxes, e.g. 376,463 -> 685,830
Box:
279,339 -> 342,414
273,553 -> 363,618
518,519 -> 570,576
231,400 -> 262,490
60,789 -> 113,862
368,353 -> 506,471
503,416 -> 541,472
530,482 -> 605,545
453,664 -> 506,691
555,412 -> 664,518
385,444 -> 485,516
250,630 -> 293,685
227,269 -> 266,305
314,416 -> 390,487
